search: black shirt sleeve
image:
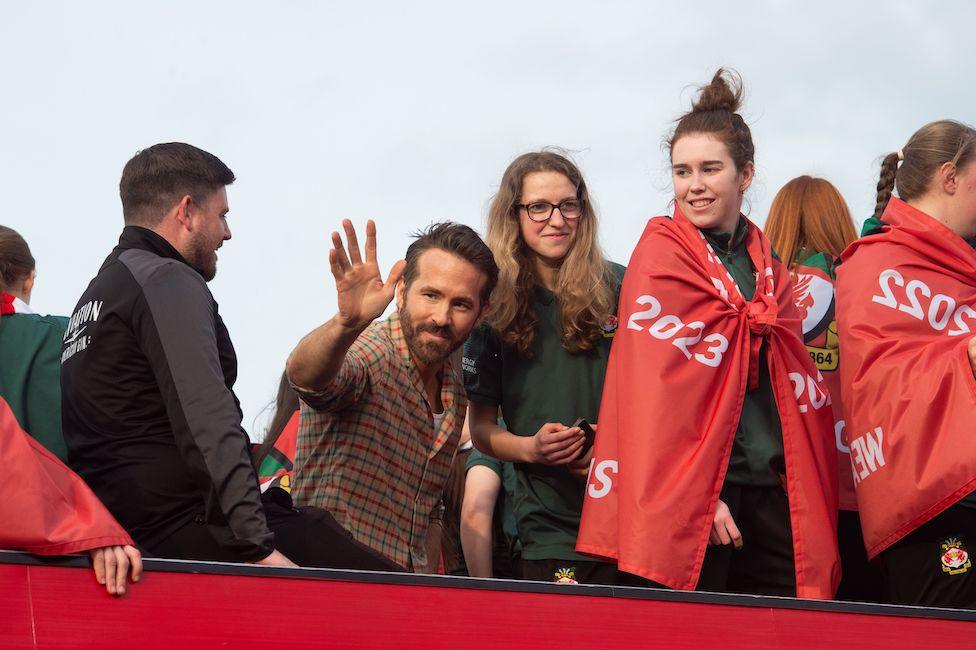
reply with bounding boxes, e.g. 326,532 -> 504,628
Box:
462,323 -> 502,405
136,262 -> 273,561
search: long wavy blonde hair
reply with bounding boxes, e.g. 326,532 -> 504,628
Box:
485,151 -> 614,357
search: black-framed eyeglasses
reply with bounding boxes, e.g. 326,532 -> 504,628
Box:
516,198 -> 584,222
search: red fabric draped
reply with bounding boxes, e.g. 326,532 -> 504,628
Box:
0,395 -> 132,554
836,198 -> 976,558
576,209 -> 839,599
790,260 -> 858,511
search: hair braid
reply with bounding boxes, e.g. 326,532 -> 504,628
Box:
872,152 -> 901,221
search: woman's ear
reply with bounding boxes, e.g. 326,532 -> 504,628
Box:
21,270 -> 35,302
739,161 -> 755,193
941,161 -> 959,195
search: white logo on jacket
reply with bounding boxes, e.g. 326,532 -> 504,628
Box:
61,299 -> 103,364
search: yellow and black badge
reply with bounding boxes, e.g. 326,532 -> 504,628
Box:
600,315 -> 619,339
554,567 -> 579,584
940,537 -> 971,575
807,322 -> 839,371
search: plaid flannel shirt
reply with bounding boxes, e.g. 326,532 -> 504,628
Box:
291,312 -> 464,571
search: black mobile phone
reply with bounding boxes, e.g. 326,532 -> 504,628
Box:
573,417 -> 597,455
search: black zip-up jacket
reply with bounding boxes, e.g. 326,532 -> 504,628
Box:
60,226 -> 273,561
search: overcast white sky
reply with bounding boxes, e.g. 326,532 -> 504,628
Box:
2,1 -> 973,438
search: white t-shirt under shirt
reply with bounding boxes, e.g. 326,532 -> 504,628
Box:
433,411 -> 445,441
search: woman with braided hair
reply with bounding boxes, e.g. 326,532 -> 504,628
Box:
576,70 -> 839,598
836,120 -> 976,607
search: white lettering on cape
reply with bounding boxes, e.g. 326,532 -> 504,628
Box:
625,294 -> 729,368
850,426 -> 886,487
835,420 -> 850,454
587,459 -> 618,499
871,268 -> 976,336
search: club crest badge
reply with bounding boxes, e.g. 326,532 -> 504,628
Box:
600,315 -> 619,338
940,537 -> 971,575
554,567 -> 579,585
792,268 -> 834,340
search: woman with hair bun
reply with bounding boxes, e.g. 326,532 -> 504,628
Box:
576,70 -> 840,598
464,150 -> 628,585
836,120 -> 976,607
765,177 -> 881,601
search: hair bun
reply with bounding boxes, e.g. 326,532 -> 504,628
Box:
691,68 -> 743,114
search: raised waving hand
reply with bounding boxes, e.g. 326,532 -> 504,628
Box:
330,219 -> 406,331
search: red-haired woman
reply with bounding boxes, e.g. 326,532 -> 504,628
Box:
764,177 -> 880,601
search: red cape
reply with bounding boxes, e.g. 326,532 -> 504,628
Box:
577,210 -> 839,599
0,395 -> 132,554
836,198 -> 976,557
790,259 -> 857,511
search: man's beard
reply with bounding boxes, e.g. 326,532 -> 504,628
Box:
185,233 -> 218,281
400,302 -> 462,367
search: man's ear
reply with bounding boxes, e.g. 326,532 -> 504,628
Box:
395,278 -> 405,312
174,195 -> 194,231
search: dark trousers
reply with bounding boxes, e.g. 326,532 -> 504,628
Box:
880,502 -> 976,608
146,488 -> 403,572
835,509 -> 884,602
695,483 -> 796,597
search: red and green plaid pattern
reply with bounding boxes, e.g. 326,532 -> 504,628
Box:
291,312 -> 463,571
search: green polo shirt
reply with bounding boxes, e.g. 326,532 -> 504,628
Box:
0,312 -> 70,460
702,219 -> 784,487
462,262 -> 625,561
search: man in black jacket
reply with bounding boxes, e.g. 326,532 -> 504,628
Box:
60,142 -> 399,570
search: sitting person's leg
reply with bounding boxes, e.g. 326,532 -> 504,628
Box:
145,515 -> 249,563
262,488 -> 404,572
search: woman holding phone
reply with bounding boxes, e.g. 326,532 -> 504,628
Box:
463,150 -> 626,585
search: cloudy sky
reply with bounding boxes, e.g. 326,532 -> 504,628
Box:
2,1 -> 973,437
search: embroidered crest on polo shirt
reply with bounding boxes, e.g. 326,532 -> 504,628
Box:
554,567 -> 579,584
599,314 -> 619,338
940,537 -> 971,575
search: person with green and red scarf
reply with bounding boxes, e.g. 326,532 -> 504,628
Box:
836,119 -> 976,608
576,70 -> 840,599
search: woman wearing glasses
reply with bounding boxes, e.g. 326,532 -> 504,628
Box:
576,71 -> 839,598
463,150 -> 627,584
